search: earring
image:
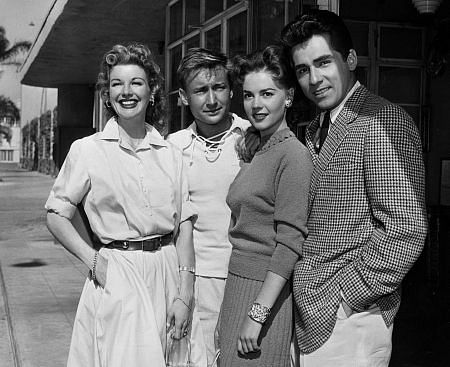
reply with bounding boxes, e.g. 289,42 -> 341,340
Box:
149,96 -> 155,106
230,91 -> 233,99
105,100 -> 112,108
285,100 -> 292,108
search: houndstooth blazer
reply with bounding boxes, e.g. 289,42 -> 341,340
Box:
293,85 -> 428,353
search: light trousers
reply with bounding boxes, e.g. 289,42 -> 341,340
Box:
299,303 -> 393,367
190,276 -> 226,367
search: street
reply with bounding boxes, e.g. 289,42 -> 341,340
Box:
0,163 -> 85,367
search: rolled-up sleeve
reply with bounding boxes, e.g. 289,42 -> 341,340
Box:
45,139 -> 90,219
269,145 -> 313,279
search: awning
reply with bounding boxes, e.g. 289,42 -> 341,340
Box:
19,0 -> 168,87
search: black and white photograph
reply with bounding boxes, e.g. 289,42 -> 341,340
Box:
0,0 -> 449,366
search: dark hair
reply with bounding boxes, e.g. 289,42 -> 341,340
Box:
177,48 -> 234,90
232,44 -> 296,90
280,9 -> 353,60
96,42 -> 167,136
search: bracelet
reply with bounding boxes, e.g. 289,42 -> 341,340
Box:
248,302 -> 271,324
175,296 -> 191,310
91,251 -> 99,282
178,265 -> 195,274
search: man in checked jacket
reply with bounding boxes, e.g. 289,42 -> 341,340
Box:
280,10 -> 428,366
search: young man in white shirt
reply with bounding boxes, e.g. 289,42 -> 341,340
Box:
168,48 -> 250,366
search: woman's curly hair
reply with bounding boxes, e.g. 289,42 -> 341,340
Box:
232,44 -> 296,90
96,43 -> 168,136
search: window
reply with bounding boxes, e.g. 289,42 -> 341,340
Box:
169,1 -> 183,43
379,26 -> 423,60
205,0 -> 224,20
185,0 -> 201,34
185,34 -> 200,51
227,9 -> 247,57
254,0 -> 302,48
254,0 -> 286,47
169,44 -> 182,91
0,150 -> 13,161
166,1 -> 249,129
166,0 -> 304,130
205,24 -> 222,52
344,20 -> 427,150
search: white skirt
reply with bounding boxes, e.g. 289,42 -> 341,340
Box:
67,244 -> 180,367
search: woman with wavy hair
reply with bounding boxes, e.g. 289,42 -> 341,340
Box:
46,43 -> 195,366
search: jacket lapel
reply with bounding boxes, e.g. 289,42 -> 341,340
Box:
308,86 -> 368,214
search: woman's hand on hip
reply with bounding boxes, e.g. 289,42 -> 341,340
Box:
93,253 -> 108,288
237,316 -> 262,354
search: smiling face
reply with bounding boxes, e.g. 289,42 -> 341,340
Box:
179,66 -> 232,136
243,70 -> 292,137
109,64 -> 152,123
292,34 -> 356,111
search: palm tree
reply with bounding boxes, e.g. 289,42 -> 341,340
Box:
0,96 -> 19,144
0,95 -> 20,121
0,26 -> 31,65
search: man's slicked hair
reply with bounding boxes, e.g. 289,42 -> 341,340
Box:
280,9 -> 353,61
177,48 -> 234,90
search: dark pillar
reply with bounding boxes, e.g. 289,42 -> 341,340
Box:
54,84 -> 96,168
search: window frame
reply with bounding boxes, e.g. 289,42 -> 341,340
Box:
165,0 -> 249,130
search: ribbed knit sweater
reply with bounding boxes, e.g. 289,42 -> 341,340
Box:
226,128 -> 313,281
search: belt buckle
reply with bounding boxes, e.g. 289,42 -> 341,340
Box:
122,241 -> 129,249
157,236 -> 162,250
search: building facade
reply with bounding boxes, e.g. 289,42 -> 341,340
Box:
0,115 -> 20,163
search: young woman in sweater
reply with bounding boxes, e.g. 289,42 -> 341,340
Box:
218,45 -> 313,366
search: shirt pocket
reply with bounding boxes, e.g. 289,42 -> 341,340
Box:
146,172 -> 176,208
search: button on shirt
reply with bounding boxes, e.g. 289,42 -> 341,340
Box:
168,114 -> 250,277
45,117 -> 195,244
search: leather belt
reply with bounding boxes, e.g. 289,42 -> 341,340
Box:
105,233 -> 173,251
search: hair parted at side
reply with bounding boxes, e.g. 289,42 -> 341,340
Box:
177,47 -> 234,90
280,9 -> 353,60
96,42 -> 168,136
232,44 -> 296,90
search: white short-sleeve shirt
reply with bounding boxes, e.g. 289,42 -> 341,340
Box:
168,114 -> 250,277
45,117 -> 194,243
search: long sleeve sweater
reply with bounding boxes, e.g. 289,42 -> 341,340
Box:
226,128 -> 313,281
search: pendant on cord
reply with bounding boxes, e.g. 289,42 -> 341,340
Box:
204,143 -> 222,162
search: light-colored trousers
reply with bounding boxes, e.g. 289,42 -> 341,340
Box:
190,276 -> 226,367
298,303 -> 393,367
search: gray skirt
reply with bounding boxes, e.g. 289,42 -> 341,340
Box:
219,272 -> 293,367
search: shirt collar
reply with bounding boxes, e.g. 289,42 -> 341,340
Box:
325,81 -> 361,124
98,117 -> 167,147
186,113 -> 247,140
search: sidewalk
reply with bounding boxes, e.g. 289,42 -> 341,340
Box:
0,164 -> 85,367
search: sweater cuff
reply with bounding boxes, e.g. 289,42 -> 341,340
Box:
268,244 -> 299,279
